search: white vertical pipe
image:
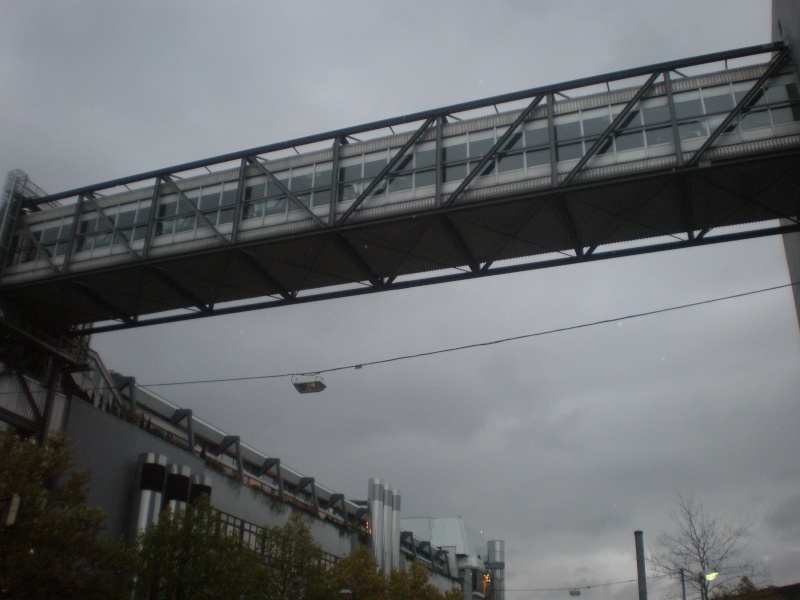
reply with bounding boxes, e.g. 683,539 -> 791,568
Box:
130,453 -> 166,538
391,488 -> 401,570
369,478 -> 384,566
382,484 -> 393,572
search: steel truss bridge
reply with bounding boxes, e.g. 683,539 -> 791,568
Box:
1,43 -> 799,347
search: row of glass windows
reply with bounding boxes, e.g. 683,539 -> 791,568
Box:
9,75 -> 800,265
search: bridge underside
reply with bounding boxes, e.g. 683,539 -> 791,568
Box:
4,147 -> 799,335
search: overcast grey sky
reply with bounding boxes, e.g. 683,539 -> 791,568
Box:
2,1 -> 798,598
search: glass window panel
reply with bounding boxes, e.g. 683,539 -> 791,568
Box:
314,169 -> 333,187
312,188 -> 331,207
771,105 -> 800,125
267,177 -> 289,198
40,227 -> 60,243
501,132 -> 523,152
290,173 -> 313,191
615,130 -> 644,151
370,179 -> 387,196
338,183 -> 360,202
583,115 -> 611,136
616,109 -> 642,130
765,83 -> 790,103
498,152 -> 524,173
178,197 -> 196,215
158,201 -> 177,218
469,159 -> 495,177
244,200 -> 265,219
221,187 -> 237,206
54,241 -> 68,256
265,196 -> 287,215
135,206 -> 151,224
132,225 -> 149,241
444,163 -> 467,182
389,173 -> 413,192
525,127 -> 549,147
80,218 -> 97,234
245,182 -> 266,201
415,149 -> 436,169
674,98 -> 704,119
645,126 -> 674,146
199,190 -> 220,210
288,193 -> 312,211
590,137 -> 614,155
526,148 -> 550,166
116,210 -> 136,228
740,109 -> 771,130
415,169 -> 436,188
469,137 -> 495,158
678,120 -> 708,140
218,207 -> 235,225
94,232 -> 113,248
735,88 -> 766,106
443,143 -> 467,163
393,154 -> 413,172
339,164 -> 362,183
554,120 -> 581,141
364,158 -> 387,179
175,215 -> 196,233
557,142 -> 583,162
703,93 -> 734,115
707,114 -> 739,134
642,105 -> 671,125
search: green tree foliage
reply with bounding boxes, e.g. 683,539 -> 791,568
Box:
321,546 -> 387,600
387,561 -> 458,600
135,494 -> 262,599
253,512 -> 326,599
0,432 -> 136,599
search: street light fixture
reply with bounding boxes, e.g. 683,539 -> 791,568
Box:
291,374 -> 326,394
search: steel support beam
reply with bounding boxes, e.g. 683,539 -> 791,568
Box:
247,158 -> 326,227
444,94 -> 545,207
337,116 -> 436,225
687,47 -> 791,167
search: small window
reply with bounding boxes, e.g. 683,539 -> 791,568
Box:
290,173 -> 313,192
315,168 -> 333,187
469,137 -> 495,159
388,173 -> 413,192
245,183 -> 266,201
771,105 -> 800,125
498,152 -> 524,173
525,126 -> 549,148
703,93 -> 734,115
678,120 -> 708,140
443,143 -> 467,163
415,149 -> 437,169
740,109 -> 771,131
616,130 -> 644,152
339,164 -> 362,184
526,148 -> 550,167
443,163 -> 467,182
363,158 -> 387,179
674,98 -> 704,120
583,115 -> 611,136
554,120 -> 581,141
557,142 -> 583,162
642,105 -> 671,125
415,169 -> 436,188
645,127 -> 674,146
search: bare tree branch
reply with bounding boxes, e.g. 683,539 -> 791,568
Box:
649,493 -> 769,600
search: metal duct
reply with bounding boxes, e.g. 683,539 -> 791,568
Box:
165,464 -> 191,515
382,484 -> 393,572
487,540 -> 506,600
369,478 -> 384,565
391,488 -> 401,571
130,452 -> 167,538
